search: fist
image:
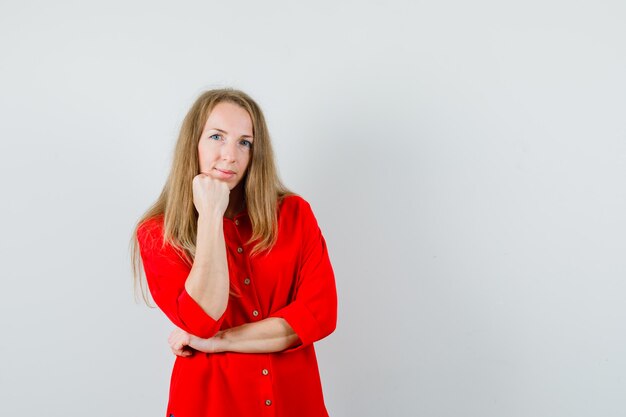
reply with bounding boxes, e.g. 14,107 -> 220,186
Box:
168,327 -> 194,357
192,173 -> 230,216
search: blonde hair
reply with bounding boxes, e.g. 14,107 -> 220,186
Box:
130,88 -> 290,304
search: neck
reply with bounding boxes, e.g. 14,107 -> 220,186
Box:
225,183 -> 245,219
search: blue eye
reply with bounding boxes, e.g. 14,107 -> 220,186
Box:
240,139 -> 252,148
209,134 -> 221,141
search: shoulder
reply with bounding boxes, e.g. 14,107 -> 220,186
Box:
278,194 -> 315,217
278,194 -> 321,229
136,215 -> 191,267
136,215 -> 165,247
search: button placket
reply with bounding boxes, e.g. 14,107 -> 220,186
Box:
230,215 -> 265,326
258,355 -> 275,416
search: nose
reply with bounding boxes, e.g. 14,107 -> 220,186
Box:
220,138 -> 237,162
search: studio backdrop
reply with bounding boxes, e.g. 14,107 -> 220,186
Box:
1,1 -> 625,416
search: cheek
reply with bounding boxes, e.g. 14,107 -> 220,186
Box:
241,152 -> 252,172
197,143 -> 215,170
197,146 -> 205,170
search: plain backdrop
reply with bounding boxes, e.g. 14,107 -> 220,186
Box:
1,1 -> 625,416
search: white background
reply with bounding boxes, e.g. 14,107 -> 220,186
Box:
1,1 -> 625,416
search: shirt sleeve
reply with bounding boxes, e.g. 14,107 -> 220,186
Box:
136,219 -> 224,338
270,201 -> 338,351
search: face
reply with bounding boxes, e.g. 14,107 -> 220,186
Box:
197,101 -> 254,190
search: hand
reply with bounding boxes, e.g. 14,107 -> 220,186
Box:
168,327 -> 229,356
168,327 -> 195,357
192,173 -> 230,217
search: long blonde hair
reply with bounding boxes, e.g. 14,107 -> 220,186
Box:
130,88 -> 290,304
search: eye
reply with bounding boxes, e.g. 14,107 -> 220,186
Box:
209,134 -> 221,141
239,139 -> 252,148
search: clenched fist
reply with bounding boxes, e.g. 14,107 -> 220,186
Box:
192,173 -> 230,217
168,327 -> 224,356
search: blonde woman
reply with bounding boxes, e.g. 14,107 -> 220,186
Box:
131,89 -> 337,417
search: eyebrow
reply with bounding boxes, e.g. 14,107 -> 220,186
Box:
209,128 -> 253,139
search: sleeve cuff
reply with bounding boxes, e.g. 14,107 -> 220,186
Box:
271,301 -> 320,348
177,288 -> 225,338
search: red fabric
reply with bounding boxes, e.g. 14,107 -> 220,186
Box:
137,195 -> 337,417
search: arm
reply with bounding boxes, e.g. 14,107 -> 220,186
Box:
269,200 -> 337,351
136,176 -> 231,338
169,318 -> 299,355
183,212 -> 229,321
211,318 -> 299,353
184,174 -> 231,321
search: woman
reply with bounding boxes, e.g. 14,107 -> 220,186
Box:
130,88 -> 337,417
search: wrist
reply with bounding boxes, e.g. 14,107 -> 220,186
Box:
189,335 -> 217,353
197,212 -> 224,225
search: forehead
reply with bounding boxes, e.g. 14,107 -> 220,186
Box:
204,101 -> 253,135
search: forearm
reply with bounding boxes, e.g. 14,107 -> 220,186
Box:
190,318 -> 299,353
184,214 -> 230,321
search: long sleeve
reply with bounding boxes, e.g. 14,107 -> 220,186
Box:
145,198 -> 335,417
136,218 -> 224,338
269,201 -> 338,350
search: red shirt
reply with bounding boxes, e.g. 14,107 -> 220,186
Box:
137,195 -> 337,417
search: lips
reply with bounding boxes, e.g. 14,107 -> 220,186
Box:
215,168 -> 235,174
214,168 -> 236,179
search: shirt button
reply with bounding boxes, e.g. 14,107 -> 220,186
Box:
237,247 -> 243,254
265,400 -> 272,406
235,219 -> 240,226
244,278 -> 251,285
252,310 -> 259,317
262,369 -> 269,376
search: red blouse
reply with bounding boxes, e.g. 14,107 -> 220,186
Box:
137,195 -> 337,417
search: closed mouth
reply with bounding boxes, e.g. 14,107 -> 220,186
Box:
215,168 -> 236,175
